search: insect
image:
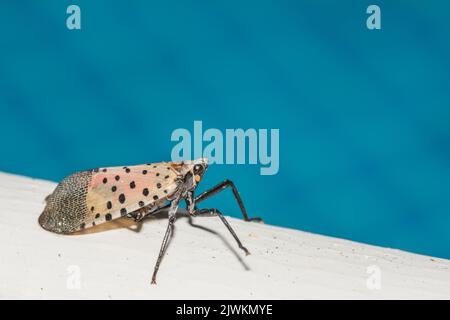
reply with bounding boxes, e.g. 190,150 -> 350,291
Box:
39,158 -> 261,284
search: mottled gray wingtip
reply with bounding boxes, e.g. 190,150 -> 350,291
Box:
38,170 -> 92,234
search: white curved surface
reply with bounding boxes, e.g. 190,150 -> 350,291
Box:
0,172 -> 449,299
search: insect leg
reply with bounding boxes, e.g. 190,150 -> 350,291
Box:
194,180 -> 262,222
192,208 -> 250,255
151,197 -> 180,284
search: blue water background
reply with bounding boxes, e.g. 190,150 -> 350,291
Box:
1,1 -> 449,259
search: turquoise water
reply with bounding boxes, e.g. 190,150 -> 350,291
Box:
1,1 -> 450,259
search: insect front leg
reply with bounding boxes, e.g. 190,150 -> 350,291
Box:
185,190 -> 196,214
151,196 -> 181,285
194,180 -> 263,222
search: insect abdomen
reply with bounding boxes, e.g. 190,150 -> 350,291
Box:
39,170 -> 92,234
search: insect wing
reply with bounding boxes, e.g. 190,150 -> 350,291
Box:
84,162 -> 180,228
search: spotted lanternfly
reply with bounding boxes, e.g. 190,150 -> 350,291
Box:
39,158 -> 261,284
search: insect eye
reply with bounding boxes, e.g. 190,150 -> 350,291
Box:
193,164 -> 204,174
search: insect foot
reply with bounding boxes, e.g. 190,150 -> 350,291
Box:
248,216 -> 264,223
241,245 -> 251,256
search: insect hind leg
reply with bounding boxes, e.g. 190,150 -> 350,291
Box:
192,208 -> 250,255
194,180 -> 263,222
151,215 -> 175,284
151,197 -> 181,284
